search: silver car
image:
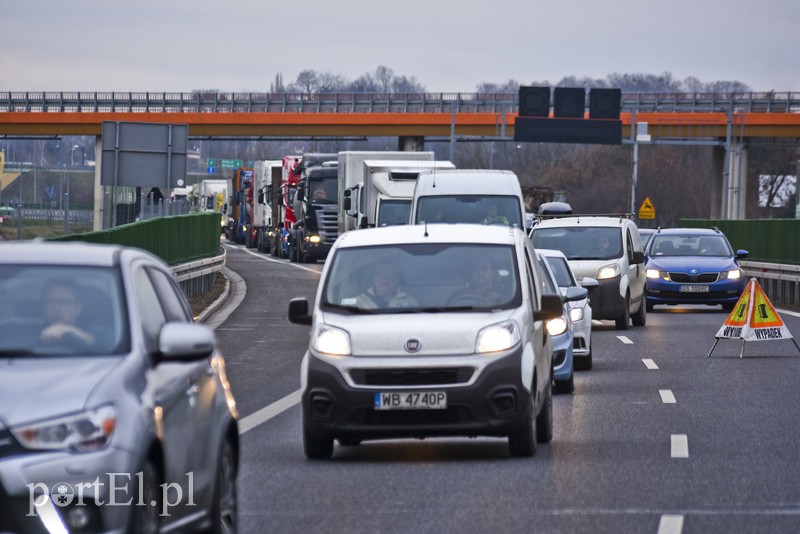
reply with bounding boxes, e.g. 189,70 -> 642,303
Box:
0,241 -> 238,533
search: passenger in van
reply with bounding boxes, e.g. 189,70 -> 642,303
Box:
449,257 -> 506,305
482,203 -> 510,226
355,262 -> 419,309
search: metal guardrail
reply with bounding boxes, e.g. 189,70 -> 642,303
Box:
171,247 -> 226,298
741,260 -> 800,309
2,91 -> 799,114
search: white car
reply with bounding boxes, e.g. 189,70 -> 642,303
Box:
289,224 -> 563,459
539,248 -> 598,371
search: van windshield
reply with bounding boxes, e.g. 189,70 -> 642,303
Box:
322,243 -> 521,313
532,227 -> 623,261
415,196 -> 523,228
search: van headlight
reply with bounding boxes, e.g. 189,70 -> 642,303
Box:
597,263 -> 620,280
311,324 -> 351,356
476,320 -> 520,354
11,405 -> 116,452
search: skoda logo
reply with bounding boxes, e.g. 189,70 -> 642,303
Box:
405,339 -> 421,353
690,268 -> 698,274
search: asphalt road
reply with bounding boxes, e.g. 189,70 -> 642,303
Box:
212,242 -> 800,534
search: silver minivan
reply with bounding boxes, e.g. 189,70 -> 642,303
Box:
289,224 -> 563,459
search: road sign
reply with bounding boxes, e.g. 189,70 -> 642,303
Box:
221,159 -> 242,169
638,197 -> 655,220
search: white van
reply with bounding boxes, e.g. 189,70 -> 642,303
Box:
409,169 -> 528,230
530,215 -> 646,330
288,224 -> 563,459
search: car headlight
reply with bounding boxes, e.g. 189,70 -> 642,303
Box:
311,324 -> 351,356
725,268 -> 741,280
646,268 -> 670,281
11,405 -> 116,452
546,315 -> 568,336
476,320 -> 520,354
569,307 -> 584,322
597,263 -> 620,280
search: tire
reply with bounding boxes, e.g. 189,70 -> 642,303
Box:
646,302 -> 654,313
554,368 -> 574,394
211,439 -> 238,534
574,347 -> 592,371
337,437 -> 362,446
508,395 -> 537,457
631,297 -> 647,327
535,381 -> 553,443
304,426 -> 333,459
615,294 -> 631,330
128,461 -> 160,534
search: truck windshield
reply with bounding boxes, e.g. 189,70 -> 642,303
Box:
308,177 -> 338,204
415,196 -> 523,228
532,227 -> 622,261
377,199 -> 411,227
321,243 -> 521,313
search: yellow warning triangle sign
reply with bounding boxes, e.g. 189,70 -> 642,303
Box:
715,278 -> 792,341
638,197 -> 655,220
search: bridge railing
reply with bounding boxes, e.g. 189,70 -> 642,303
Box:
2,91 -> 799,114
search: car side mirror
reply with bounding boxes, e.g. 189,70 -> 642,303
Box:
159,322 -> 215,361
736,249 -> 749,260
631,251 -> 644,264
534,294 -> 564,322
563,286 -> 588,302
288,298 -> 312,325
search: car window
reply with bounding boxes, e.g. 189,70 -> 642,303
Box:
0,265 -> 128,356
536,256 -> 558,295
544,256 -> 576,288
322,243 -> 521,312
134,267 -> 168,352
649,235 -> 732,257
146,267 -> 193,322
415,195 -> 523,228
532,226 -> 622,261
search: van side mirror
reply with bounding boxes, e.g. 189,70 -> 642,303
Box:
534,294 -> 564,322
288,298 -> 312,325
631,251 -> 644,264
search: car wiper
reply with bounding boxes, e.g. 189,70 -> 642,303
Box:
323,303 -> 379,314
419,306 -> 476,313
0,348 -> 37,357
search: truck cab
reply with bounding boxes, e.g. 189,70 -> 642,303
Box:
290,155 -> 338,263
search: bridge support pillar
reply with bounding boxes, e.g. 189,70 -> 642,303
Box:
711,141 -> 748,220
398,136 -> 425,152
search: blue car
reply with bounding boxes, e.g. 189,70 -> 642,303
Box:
644,227 -> 748,312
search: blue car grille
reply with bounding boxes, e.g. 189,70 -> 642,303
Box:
669,272 -> 719,283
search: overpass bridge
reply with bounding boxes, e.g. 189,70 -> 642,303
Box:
2,91 -> 799,222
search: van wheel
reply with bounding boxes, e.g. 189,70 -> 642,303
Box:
615,294 -> 631,330
535,381 -> 553,443
304,427 -> 333,460
632,298 -> 647,326
508,395 -> 537,457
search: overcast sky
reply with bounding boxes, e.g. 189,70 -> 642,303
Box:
2,0 -> 798,93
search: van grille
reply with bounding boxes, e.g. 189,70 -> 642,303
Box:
352,407 -> 473,426
349,367 -> 474,386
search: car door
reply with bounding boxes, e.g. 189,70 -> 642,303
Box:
133,264 -> 198,520
145,265 -> 218,507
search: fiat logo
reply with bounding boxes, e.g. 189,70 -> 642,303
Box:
405,339 -> 421,353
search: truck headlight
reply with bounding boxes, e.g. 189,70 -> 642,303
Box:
597,264 -> 620,280
12,405 -> 116,452
307,235 -> 321,244
311,324 -> 351,356
476,320 -> 520,354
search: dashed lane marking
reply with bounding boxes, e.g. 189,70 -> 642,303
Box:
239,389 -> 303,435
657,514 -> 684,534
659,390 -> 676,404
671,434 -> 689,458
643,359 -> 659,369
617,335 -> 634,344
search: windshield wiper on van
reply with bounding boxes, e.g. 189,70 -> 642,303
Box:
419,306 -> 476,313
323,303 -> 379,314
0,349 -> 38,357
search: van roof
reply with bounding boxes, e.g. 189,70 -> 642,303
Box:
414,169 -> 521,195
335,223 -> 521,249
534,215 -> 637,229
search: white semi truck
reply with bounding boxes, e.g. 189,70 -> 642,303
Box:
251,160 -> 283,252
337,151 -> 439,234
346,159 -> 456,229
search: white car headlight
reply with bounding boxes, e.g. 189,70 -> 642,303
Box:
546,315 -> 568,336
726,268 -> 741,280
476,320 -> 520,354
569,307 -> 584,323
311,324 -> 351,356
646,268 -> 661,279
597,263 -> 620,280
12,405 -> 116,452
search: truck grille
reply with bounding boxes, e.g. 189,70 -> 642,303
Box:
669,272 -> 719,283
350,367 -> 474,386
316,206 -> 339,245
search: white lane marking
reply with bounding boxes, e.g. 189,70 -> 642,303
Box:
671,434 -> 689,458
237,245 -> 322,275
657,514 -> 684,534
778,308 -> 800,319
659,390 -> 676,404
617,335 -> 634,344
643,359 -> 659,369
591,320 -> 604,326
239,389 -> 303,435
